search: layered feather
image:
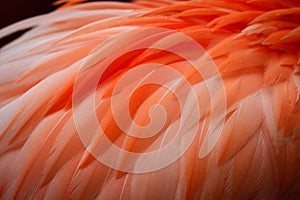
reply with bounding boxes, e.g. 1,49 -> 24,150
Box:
0,0 -> 300,199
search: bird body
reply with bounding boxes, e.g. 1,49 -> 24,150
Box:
0,0 -> 300,199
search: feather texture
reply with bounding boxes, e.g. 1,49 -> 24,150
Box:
0,0 -> 300,199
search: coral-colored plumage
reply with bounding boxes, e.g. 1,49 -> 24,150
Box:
0,0 -> 300,199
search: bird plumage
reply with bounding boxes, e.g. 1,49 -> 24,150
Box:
0,0 -> 300,199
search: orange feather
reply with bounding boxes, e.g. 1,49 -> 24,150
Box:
0,0 -> 300,199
